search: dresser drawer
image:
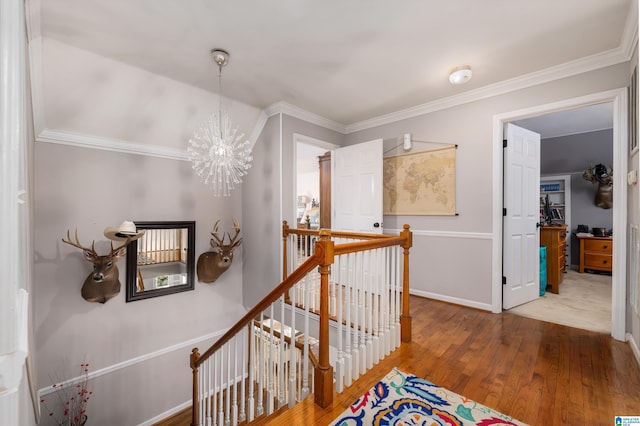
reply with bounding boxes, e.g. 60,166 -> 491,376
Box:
584,253 -> 612,270
583,239 -> 612,253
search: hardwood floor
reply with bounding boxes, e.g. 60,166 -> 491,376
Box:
155,295 -> 640,425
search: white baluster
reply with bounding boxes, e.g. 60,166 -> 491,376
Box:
210,352 -> 219,426
225,344 -> 231,426
288,288 -> 297,407
278,297 -> 286,408
231,337 -> 238,426
240,327 -> 246,422
395,246 -> 402,349
256,312 -> 264,416
352,251 -> 360,381
335,254 -> 344,393
359,251 -> 367,375
247,324 -> 255,421
198,358 -> 204,426
371,248 -> 380,366
204,358 -> 210,426
267,307 -> 275,415
301,274 -> 310,398
344,253 -> 355,387
218,350 -> 224,426
365,250 -> 374,371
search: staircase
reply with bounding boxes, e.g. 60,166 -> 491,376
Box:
188,223 -> 412,426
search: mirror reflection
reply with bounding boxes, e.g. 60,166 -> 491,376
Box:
126,221 -> 195,302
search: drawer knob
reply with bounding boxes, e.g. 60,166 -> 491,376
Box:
603,260 -> 608,264
603,245 -> 608,249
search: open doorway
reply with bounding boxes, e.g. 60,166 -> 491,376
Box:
507,104 -> 613,333
293,134 -> 338,231
492,89 -> 628,341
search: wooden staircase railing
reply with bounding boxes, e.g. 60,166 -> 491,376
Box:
190,223 -> 412,426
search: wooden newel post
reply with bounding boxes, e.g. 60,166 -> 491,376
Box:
190,348 -> 201,426
282,220 -> 290,280
400,224 -> 413,343
314,230 -> 334,408
283,220 -> 291,303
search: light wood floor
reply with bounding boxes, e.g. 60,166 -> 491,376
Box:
156,295 -> 640,425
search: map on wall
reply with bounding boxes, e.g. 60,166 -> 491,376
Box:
383,145 -> 456,215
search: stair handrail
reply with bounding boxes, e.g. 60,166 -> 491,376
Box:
191,224 -> 412,425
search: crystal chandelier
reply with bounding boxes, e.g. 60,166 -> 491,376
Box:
188,49 -> 253,196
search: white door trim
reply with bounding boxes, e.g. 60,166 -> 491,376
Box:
492,88 -> 628,341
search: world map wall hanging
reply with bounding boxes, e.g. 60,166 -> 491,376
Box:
383,145 -> 456,216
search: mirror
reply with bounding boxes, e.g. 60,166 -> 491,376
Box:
126,221 -> 195,302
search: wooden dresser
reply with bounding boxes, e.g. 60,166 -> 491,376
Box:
578,236 -> 613,273
540,225 -> 567,294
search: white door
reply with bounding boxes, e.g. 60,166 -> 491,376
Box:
333,139 -> 383,234
503,123 -> 541,309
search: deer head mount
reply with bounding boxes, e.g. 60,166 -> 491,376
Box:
583,163 -> 613,209
62,229 -> 131,303
197,219 -> 242,283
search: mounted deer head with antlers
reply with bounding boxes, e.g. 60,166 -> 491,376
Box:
583,163 -> 613,209
197,219 -> 242,283
62,230 -> 131,303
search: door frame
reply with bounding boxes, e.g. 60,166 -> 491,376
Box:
491,88 -> 628,341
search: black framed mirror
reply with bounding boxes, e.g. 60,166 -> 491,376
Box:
126,221 -> 196,302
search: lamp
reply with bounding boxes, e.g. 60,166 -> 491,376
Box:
448,65 -> 472,85
297,195 -> 309,208
188,49 -> 253,196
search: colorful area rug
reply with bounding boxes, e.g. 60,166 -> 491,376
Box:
329,368 -> 528,426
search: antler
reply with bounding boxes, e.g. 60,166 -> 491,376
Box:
209,219 -> 242,248
109,236 -> 132,255
62,229 -> 98,255
227,218 -> 242,247
210,220 -> 225,247
582,164 -> 596,183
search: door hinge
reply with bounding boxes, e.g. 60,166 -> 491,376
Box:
502,276 -> 507,285
503,208 -> 507,216
503,139 -> 507,148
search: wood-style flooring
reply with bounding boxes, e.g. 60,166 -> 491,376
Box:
155,295 -> 640,425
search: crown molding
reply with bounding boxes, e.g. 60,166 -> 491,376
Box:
345,46 -> 632,133
264,101 -> 346,134
621,0 -> 639,60
37,128 -> 190,161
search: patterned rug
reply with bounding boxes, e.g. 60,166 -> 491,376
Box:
329,368 -> 528,426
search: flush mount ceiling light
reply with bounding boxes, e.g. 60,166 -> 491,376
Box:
188,49 -> 253,197
448,65 -> 472,85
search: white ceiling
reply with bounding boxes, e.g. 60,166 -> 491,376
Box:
36,0 -> 635,132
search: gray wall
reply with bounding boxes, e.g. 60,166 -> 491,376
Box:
241,113 -> 344,308
34,143 -> 247,425
335,63 -> 629,308
540,129 -> 614,265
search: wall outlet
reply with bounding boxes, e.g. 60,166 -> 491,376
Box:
628,169 -> 638,185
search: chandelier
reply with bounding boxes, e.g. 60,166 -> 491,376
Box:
188,49 -> 253,196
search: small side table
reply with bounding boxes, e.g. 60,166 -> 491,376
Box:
578,235 -> 613,273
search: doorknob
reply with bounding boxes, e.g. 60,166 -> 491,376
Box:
373,222 -> 380,228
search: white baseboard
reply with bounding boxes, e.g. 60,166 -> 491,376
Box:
628,332 -> 640,368
409,289 -> 492,312
138,400 -> 191,426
